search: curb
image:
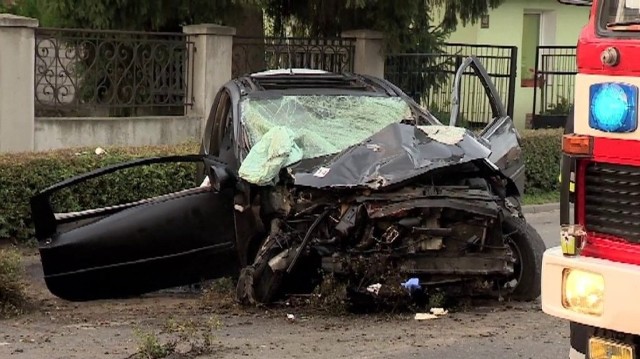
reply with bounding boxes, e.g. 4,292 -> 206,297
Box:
522,202 -> 559,214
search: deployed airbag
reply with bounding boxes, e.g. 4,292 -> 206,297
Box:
238,95 -> 411,185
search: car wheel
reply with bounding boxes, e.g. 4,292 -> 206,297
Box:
236,239 -> 284,305
501,215 -> 546,301
251,247 -> 284,304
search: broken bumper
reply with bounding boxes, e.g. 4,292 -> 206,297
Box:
541,247 -> 640,335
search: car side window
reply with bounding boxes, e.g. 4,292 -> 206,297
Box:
218,108 -> 237,167
209,91 -> 231,156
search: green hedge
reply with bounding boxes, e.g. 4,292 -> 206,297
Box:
0,130 -> 562,243
520,129 -> 563,193
0,143 -> 200,242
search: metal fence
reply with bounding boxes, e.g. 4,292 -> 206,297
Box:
34,28 -> 195,117
532,46 -> 577,125
232,37 -> 356,78
385,43 -> 518,127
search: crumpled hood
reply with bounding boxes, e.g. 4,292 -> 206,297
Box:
289,123 -> 495,189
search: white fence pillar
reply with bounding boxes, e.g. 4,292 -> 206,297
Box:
183,24 -> 236,132
341,29 -> 385,78
0,14 -> 38,153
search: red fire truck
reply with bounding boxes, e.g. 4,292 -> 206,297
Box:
541,1 -> 640,358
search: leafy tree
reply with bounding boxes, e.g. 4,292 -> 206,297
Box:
0,0 -> 57,26
254,0 -> 504,51
11,0 -> 503,50
11,0 -> 504,113
249,0 -> 505,107
36,0 -> 246,31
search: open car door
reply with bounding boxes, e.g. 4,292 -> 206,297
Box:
30,155 -> 238,301
449,56 -> 525,196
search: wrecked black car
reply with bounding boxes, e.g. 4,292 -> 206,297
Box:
30,58 -> 545,305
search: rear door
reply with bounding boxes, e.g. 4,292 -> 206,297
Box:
30,155 -> 238,301
449,56 -> 525,195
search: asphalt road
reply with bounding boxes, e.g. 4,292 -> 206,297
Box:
0,209 -> 569,359
529,208 -> 562,249
232,209 -> 567,359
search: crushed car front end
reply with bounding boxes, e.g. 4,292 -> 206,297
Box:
234,121 -> 543,305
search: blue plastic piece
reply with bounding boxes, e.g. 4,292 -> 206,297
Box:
402,278 -> 421,292
589,82 -> 638,133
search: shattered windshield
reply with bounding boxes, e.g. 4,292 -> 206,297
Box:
238,95 -> 412,185
601,0 -> 640,31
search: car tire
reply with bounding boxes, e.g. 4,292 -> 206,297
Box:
251,247 -> 284,304
503,215 -> 546,301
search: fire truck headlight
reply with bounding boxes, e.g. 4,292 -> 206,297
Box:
589,82 -> 638,133
562,268 -> 604,316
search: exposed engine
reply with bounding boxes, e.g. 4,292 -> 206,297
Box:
236,165 -> 522,305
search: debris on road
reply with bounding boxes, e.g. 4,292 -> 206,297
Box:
431,307 -> 448,316
415,307 -> 449,320
414,313 -> 438,320
366,283 -> 382,296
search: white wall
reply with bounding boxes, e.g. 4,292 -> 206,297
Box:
34,116 -> 202,151
435,0 -> 590,129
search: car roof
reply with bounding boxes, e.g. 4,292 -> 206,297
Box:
234,68 -> 399,96
251,68 -> 330,76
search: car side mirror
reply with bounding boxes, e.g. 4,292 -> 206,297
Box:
209,164 -> 235,192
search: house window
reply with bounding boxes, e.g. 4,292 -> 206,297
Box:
481,15 -> 490,28
521,13 -> 541,86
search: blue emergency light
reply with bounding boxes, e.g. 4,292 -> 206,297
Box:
589,82 -> 638,133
